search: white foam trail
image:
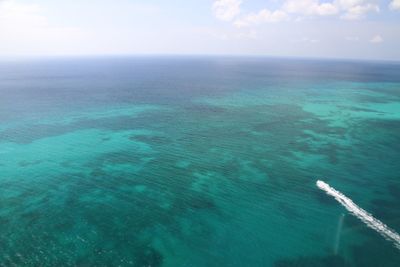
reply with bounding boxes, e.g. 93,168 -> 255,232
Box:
317,180 -> 400,250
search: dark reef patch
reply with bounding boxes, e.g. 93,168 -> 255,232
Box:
388,183 -> 400,200
274,255 -> 350,267
134,247 -> 163,267
0,112 -> 161,144
130,135 -> 170,146
187,193 -> 217,211
184,104 -> 226,114
277,201 -> 303,219
350,239 -> 400,267
18,160 -> 42,167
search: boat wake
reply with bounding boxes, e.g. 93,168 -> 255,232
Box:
317,180 -> 400,250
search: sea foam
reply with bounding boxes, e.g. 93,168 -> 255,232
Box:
317,180 -> 400,250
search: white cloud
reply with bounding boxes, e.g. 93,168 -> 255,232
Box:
214,0 -> 381,28
282,0 -> 379,20
212,0 -> 242,21
389,0 -> 400,10
0,0 -> 84,55
234,9 -> 288,27
341,4 -> 379,20
370,34 -> 383,43
334,0 -> 379,20
334,0 -> 363,10
283,0 -> 338,16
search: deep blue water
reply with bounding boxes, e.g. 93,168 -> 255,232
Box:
0,57 -> 400,266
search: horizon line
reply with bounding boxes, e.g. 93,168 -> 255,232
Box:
1,53 -> 400,64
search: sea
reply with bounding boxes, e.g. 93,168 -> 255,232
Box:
0,56 -> 399,266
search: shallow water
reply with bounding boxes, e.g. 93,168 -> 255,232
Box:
0,57 -> 399,266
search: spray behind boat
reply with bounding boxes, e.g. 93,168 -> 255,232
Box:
317,180 -> 400,250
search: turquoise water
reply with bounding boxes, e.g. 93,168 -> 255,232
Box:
0,57 -> 399,266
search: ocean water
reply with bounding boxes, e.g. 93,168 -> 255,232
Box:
0,57 -> 399,266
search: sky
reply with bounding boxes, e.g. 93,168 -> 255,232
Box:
0,0 -> 399,60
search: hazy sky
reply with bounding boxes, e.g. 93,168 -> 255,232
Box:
0,0 -> 399,60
